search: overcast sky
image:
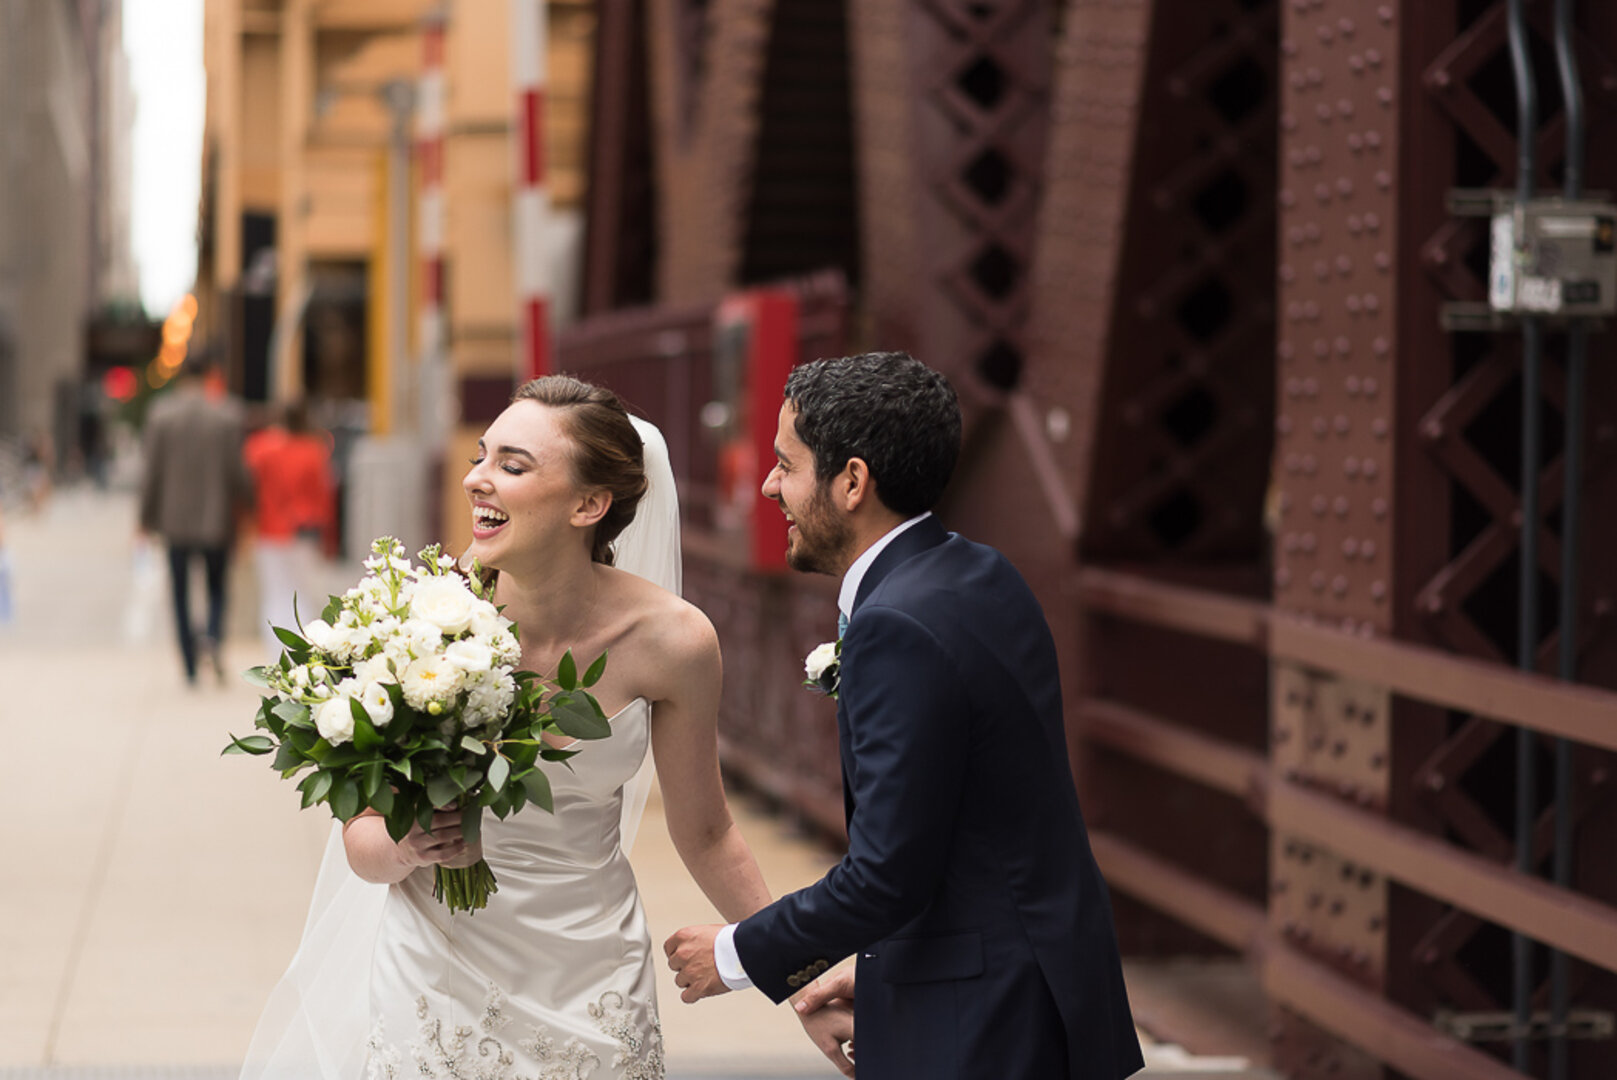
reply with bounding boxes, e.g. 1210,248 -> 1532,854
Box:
124,0 -> 205,319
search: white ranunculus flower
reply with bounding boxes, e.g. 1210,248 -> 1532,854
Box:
401,654 -> 463,710
445,638 -> 494,674
358,680 -> 395,727
411,576 -> 478,635
805,641 -> 839,681
315,694 -> 357,744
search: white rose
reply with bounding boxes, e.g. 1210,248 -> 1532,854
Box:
401,654 -> 463,710
411,576 -> 478,635
445,639 -> 494,674
397,617 -> 445,658
315,695 -> 357,744
358,680 -> 395,727
804,641 -> 839,682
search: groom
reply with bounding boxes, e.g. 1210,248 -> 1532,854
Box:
666,352 -> 1143,1079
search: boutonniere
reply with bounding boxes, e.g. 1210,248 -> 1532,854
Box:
803,638 -> 842,699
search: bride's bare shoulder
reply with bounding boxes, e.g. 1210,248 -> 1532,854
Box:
606,567 -> 718,662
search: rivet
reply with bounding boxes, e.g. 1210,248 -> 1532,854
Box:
1308,67 -> 1324,87
1346,295 -> 1363,313
1313,260 -> 1329,281
1311,571 -> 1327,592
1365,131 -> 1382,149
1375,170 -> 1391,190
1344,457 -> 1360,477
1366,49 -> 1383,68
1315,181 -> 1333,202
1306,146 -> 1323,165
1364,212 -> 1381,232
1378,6 -> 1394,25
1302,376 -> 1319,396
1276,567 -> 1292,588
1348,132 -> 1365,151
1332,577 -> 1347,596
1278,341 -> 1296,361
1316,103 -> 1335,123
1372,580 -> 1386,602
1278,415 -> 1294,435
1372,417 -> 1388,439
1372,336 -> 1389,356
1335,414 -> 1351,434
1347,215 -> 1363,234
1334,496 -> 1349,517
1349,55 -> 1366,74
1337,177 -> 1354,196
1362,458 -> 1379,479
1312,495 -> 1328,516
1371,498 -> 1388,519
1301,532 -> 1317,553
1339,17 -> 1356,37
1335,336 -> 1352,354
1313,416 -> 1330,437
1317,25 -> 1335,44
1338,100 -> 1355,119
1374,251 -> 1391,271
1345,375 -> 1361,395
1342,538 -> 1359,557
1302,453 -> 1318,474
1361,540 -> 1377,559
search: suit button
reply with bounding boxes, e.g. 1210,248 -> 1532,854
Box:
815,960 -> 829,972
787,975 -> 802,988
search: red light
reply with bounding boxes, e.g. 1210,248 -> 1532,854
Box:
103,366 -> 137,402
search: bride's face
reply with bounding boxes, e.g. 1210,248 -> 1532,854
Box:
462,402 -> 592,571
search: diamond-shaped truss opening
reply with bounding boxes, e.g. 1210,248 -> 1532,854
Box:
1461,371 -> 1566,493
1465,33 -> 1563,140
956,56 -> 1007,111
1206,56 -> 1267,128
1452,908 -> 1553,1007
1459,549 -> 1563,662
1174,278 -> 1234,342
1452,710 -> 1553,840
976,339 -> 1022,390
964,1 -> 993,20
1162,385 -> 1220,448
962,147 -> 1013,206
969,243 -> 1020,299
1147,486 -> 1205,549
1192,168 -> 1249,235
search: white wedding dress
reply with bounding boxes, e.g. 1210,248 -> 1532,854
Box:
240,417 -> 680,1080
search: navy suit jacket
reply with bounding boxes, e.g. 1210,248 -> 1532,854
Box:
734,518 -> 1143,1080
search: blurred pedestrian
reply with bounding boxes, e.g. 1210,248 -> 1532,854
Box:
244,398 -> 333,657
22,428 -> 53,513
138,351 -> 253,685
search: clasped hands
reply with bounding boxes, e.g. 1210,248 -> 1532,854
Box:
663,926 -> 855,1078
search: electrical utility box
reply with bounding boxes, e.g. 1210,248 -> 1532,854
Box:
1490,198 -> 1617,316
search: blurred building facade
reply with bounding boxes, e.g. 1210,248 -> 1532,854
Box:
0,0 -> 138,467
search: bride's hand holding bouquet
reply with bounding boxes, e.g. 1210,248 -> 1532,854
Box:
224,536 -> 610,914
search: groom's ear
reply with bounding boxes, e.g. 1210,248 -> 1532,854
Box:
836,457 -> 875,513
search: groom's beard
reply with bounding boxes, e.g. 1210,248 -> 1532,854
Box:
785,487 -> 854,576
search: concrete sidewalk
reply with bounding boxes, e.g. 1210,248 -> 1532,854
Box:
0,485 -> 1268,1078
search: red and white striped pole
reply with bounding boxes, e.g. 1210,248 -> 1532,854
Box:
416,9 -> 448,438
509,0 -> 549,381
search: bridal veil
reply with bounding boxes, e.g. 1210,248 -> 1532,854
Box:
238,414 -> 681,1079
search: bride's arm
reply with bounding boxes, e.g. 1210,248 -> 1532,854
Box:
650,607 -> 772,923
342,807 -> 481,884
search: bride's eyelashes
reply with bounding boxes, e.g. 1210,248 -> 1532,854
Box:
467,455 -> 527,476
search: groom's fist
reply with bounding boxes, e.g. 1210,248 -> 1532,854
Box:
664,924 -> 729,1003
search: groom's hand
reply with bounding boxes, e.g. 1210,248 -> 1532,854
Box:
664,924 -> 730,1002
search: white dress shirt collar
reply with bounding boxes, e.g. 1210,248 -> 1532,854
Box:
837,512 -> 932,624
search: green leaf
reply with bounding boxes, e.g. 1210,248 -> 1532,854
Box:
389,758 -> 414,782
272,699 -> 313,729
549,694 -> 611,740
360,761 -> 385,800
298,770 -> 334,808
460,735 -> 487,756
222,733 -> 274,756
581,650 -> 608,688
370,781 -> 395,816
427,773 -> 461,809
273,625 -> 310,651
331,776 -> 361,821
556,649 -> 578,691
323,596 -> 343,624
385,796 -> 415,842
243,666 -> 272,689
415,798 -> 437,834
488,755 -> 510,791
352,709 -> 384,753
520,767 -> 554,813
272,741 -> 305,773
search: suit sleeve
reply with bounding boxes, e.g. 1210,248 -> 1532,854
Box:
733,605 -> 971,1002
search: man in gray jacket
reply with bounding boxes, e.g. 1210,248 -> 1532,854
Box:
138,352 -> 253,685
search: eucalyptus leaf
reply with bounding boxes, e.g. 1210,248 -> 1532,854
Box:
273,699 -> 313,729
243,666 -> 272,689
427,773 -> 461,809
460,735 -> 486,756
487,755 -> 510,791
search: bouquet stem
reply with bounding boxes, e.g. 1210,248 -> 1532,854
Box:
433,859 -> 499,914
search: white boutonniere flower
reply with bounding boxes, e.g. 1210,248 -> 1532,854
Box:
803,638 -> 842,699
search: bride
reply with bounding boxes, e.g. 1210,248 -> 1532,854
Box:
240,375 -> 849,1078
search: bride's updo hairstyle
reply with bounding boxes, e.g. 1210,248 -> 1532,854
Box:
511,374 -> 648,565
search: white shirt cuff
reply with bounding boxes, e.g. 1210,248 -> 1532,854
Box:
714,923 -> 754,991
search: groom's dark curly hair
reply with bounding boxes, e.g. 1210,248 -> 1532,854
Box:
784,351 -> 961,517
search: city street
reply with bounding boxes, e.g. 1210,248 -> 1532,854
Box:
0,480 -> 1266,1079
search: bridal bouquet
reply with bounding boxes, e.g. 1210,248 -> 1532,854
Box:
224,537 -> 610,914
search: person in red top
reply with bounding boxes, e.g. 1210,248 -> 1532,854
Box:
244,399 -> 334,658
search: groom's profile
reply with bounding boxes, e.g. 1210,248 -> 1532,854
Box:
666,351 -> 1144,1080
